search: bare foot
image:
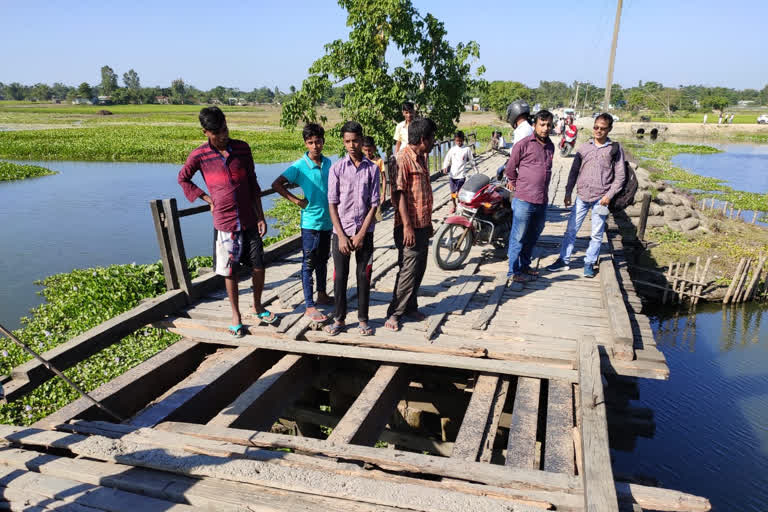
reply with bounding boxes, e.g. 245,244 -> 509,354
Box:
315,292 -> 333,305
384,316 -> 400,332
304,307 -> 327,323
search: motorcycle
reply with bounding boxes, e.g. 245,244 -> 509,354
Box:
432,172 -> 513,270
559,123 -> 578,157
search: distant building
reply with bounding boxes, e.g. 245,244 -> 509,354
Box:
72,97 -> 92,105
155,96 -> 170,105
737,100 -> 755,106
96,96 -> 112,105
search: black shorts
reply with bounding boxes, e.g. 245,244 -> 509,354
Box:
214,227 -> 264,277
449,177 -> 466,193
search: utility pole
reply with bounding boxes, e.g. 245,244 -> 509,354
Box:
604,0 -> 623,110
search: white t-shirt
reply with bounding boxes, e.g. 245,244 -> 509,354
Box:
498,136 -> 507,148
442,145 -> 477,180
512,121 -> 534,146
394,120 -> 409,146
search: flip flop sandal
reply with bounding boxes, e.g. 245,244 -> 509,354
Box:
254,310 -> 278,325
228,324 -> 246,338
383,319 -> 400,332
324,323 -> 345,336
359,324 -> 373,336
305,311 -> 328,323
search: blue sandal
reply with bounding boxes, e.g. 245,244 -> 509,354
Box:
324,322 -> 345,336
252,309 -> 278,325
229,324 -> 246,338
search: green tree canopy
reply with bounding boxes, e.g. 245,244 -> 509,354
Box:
702,95 -> 730,112
76,82 -> 93,98
100,66 -> 118,96
122,69 -> 140,90
480,81 -> 532,119
280,0 -> 484,154
171,78 -> 188,104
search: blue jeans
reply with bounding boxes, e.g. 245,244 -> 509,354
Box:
559,197 -> 608,266
301,229 -> 331,308
507,197 -> 547,277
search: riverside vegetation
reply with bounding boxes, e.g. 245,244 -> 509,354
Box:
0,161 -> 56,181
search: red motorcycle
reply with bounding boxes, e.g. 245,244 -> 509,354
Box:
559,122 -> 578,157
433,173 -> 512,270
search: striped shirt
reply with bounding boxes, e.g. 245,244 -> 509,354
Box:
178,139 -> 261,232
394,145 -> 433,229
566,139 -> 626,202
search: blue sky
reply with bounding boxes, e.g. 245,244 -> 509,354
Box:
2,0 -> 766,91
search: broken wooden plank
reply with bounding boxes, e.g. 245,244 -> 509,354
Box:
452,373 -> 501,461
579,335 -> 619,511
543,380 -> 575,475
208,354 -> 317,430
472,272 -> 508,330
328,364 -> 411,446
506,377 -> 541,469
479,377 -> 511,464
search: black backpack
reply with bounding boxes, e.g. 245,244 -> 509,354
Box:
608,142 -> 638,213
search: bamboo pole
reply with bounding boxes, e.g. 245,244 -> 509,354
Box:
694,257 -> 712,305
736,209 -> 742,221
690,257 -> 701,304
744,255 -> 767,302
723,258 -> 747,304
753,211 -> 759,224
733,259 -> 752,303
722,201 -> 728,215
678,262 -> 691,301
662,263 -> 675,304
671,262 -> 682,303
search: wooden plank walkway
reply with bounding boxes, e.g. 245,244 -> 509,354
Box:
0,148 -> 707,511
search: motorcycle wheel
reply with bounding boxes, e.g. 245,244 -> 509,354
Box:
432,223 -> 474,270
560,143 -> 572,157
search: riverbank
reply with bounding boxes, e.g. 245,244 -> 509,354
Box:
0,161 -> 56,181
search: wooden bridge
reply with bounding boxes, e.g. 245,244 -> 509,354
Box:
0,147 -> 709,511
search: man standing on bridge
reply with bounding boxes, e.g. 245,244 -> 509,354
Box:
178,106 -> 278,338
504,110 -> 555,285
547,113 -> 626,278
385,118 -> 437,332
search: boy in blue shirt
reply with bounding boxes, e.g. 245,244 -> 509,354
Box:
272,124 -> 333,323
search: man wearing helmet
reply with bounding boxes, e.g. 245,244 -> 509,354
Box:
507,100 -> 534,146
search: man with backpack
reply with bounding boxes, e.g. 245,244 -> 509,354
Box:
547,113 -> 627,278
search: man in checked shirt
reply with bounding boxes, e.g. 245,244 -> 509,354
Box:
547,113 -> 626,278
178,107 -> 278,338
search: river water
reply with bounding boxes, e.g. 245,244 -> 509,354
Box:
0,160 -> 289,330
2,143 -> 768,509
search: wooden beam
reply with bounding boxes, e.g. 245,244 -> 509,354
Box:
150,199 -> 178,290
208,354 -> 318,431
162,198 -> 193,299
129,347 -> 281,427
599,259 -> 634,361
170,327 -> 579,382
578,336 -> 619,511
479,377 -> 511,463
424,259 -> 479,340
5,289 -> 188,400
328,364 -> 411,446
452,373 -> 501,461
33,339 -> 208,429
543,380 -> 575,475
506,377 -> 541,469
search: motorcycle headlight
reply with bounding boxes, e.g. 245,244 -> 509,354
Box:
457,189 -> 475,203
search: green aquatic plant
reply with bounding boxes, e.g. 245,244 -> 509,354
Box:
0,161 -> 57,181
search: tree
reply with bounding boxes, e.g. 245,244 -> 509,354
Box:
100,65 -> 118,96
77,82 -> 93,99
6,82 -> 25,100
281,0 -> 484,154
31,83 -> 52,101
535,81 -> 570,109
761,85 -> 768,106
702,95 -> 730,113
481,81 -> 532,119
171,78 -> 188,104
122,69 -> 140,90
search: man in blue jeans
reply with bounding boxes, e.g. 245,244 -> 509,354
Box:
272,123 -> 334,322
504,110 -> 555,283
547,113 -> 626,277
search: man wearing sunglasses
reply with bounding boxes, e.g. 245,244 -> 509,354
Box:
547,113 -> 625,278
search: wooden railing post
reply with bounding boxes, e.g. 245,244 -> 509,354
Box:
162,198 -> 194,301
149,200 -> 179,291
636,193 -> 652,241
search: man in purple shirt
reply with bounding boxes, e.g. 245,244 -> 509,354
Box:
504,110 -> 555,283
178,107 -> 277,338
547,113 -> 626,278
325,121 -> 380,336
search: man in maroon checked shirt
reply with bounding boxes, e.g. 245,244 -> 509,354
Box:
178,107 -> 278,338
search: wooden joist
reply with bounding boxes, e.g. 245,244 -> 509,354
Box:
328,364 -> 411,446
208,353 -> 319,430
599,259 -> 634,361
543,380 -> 575,475
452,373 -> 502,461
506,377 -> 541,469
472,272 -> 508,330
